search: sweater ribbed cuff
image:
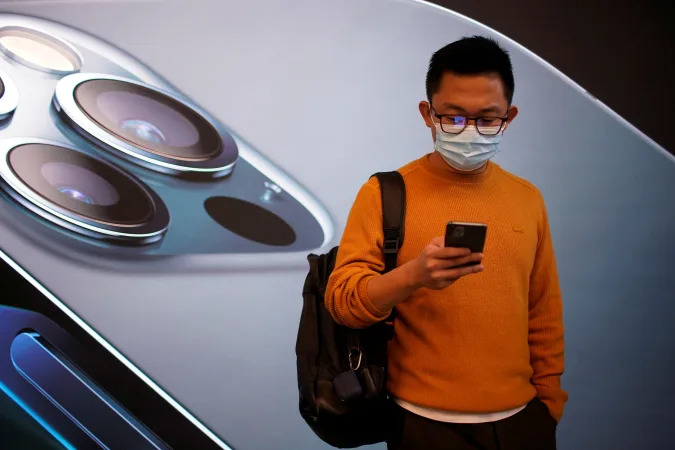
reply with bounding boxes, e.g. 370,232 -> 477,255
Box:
359,275 -> 392,320
535,384 -> 567,423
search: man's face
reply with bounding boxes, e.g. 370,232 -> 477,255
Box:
419,71 -> 518,142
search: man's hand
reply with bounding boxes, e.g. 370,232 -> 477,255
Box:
407,236 -> 484,290
366,236 -> 484,314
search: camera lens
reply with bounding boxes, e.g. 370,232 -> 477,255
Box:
59,187 -> 93,204
0,27 -> 81,74
74,79 -> 221,161
0,140 -> 171,243
8,143 -> 153,225
0,77 -> 5,99
54,74 -> 239,178
0,140 -> 170,244
120,119 -> 166,145
40,161 -> 120,207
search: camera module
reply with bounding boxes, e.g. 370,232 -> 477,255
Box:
452,226 -> 465,238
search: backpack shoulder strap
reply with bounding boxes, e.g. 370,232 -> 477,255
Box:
371,171 -> 405,327
371,171 -> 406,273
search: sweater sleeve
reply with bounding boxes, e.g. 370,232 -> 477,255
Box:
529,191 -> 568,423
324,178 -> 392,329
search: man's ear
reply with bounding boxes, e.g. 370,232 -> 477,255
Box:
502,105 -> 519,132
419,100 -> 432,128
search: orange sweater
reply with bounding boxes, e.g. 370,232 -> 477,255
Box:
325,153 -> 567,422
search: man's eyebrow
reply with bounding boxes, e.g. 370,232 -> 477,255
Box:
436,102 -> 504,115
437,102 -> 468,113
476,105 -> 504,115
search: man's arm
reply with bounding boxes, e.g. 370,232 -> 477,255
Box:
325,178 -> 484,328
324,179 -> 393,328
529,191 -> 568,423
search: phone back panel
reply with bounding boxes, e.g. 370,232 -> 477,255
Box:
445,223 -> 488,254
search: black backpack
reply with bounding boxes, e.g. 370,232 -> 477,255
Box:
296,171 -> 405,448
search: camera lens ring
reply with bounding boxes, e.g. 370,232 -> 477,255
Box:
0,67 -> 19,120
0,26 -> 83,75
54,73 -> 238,179
0,137 -> 170,245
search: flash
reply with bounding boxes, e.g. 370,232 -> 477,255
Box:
0,27 -> 81,74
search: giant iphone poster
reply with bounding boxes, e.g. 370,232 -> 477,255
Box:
0,1 -> 672,449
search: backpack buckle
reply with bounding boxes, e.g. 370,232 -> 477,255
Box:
348,347 -> 363,371
382,238 -> 400,254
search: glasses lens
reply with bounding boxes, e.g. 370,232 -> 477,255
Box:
73,79 -> 222,161
476,118 -> 503,135
440,116 -> 466,134
0,27 -> 80,73
8,143 -> 155,226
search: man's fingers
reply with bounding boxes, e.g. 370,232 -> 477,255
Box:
432,262 -> 484,281
430,246 -> 473,259
428,236 -> 446,248
430,253 -> 483,270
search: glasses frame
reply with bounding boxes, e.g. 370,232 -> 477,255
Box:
430,105 -> 509,136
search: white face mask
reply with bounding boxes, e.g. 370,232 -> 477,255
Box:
431,115 -> 503,172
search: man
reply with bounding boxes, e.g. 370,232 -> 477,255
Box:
325,36 -> 567,450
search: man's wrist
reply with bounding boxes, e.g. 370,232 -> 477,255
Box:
399,260 -> 422,292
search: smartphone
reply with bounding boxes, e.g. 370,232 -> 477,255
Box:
444,221 -> 487,266
0,10 -> 332,450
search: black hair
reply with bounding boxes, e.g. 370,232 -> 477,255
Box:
425,36 -> 515,104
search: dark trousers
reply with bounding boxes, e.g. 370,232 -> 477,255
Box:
387,398 -> 557,450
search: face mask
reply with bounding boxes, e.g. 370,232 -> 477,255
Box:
432,116 -> 502,172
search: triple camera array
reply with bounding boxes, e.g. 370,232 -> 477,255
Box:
0,25 -> 243,246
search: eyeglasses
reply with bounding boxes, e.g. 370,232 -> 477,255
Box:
431,107 -> 508,136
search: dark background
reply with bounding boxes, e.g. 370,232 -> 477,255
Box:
428,1 -> 675,155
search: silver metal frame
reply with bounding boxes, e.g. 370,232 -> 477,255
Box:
0,25 -> 83,75
54,73 -> 238,178
0,137 -> 170,244
0,66 -> 18,120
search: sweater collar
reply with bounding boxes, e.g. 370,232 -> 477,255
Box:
417,151 -> 499,186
